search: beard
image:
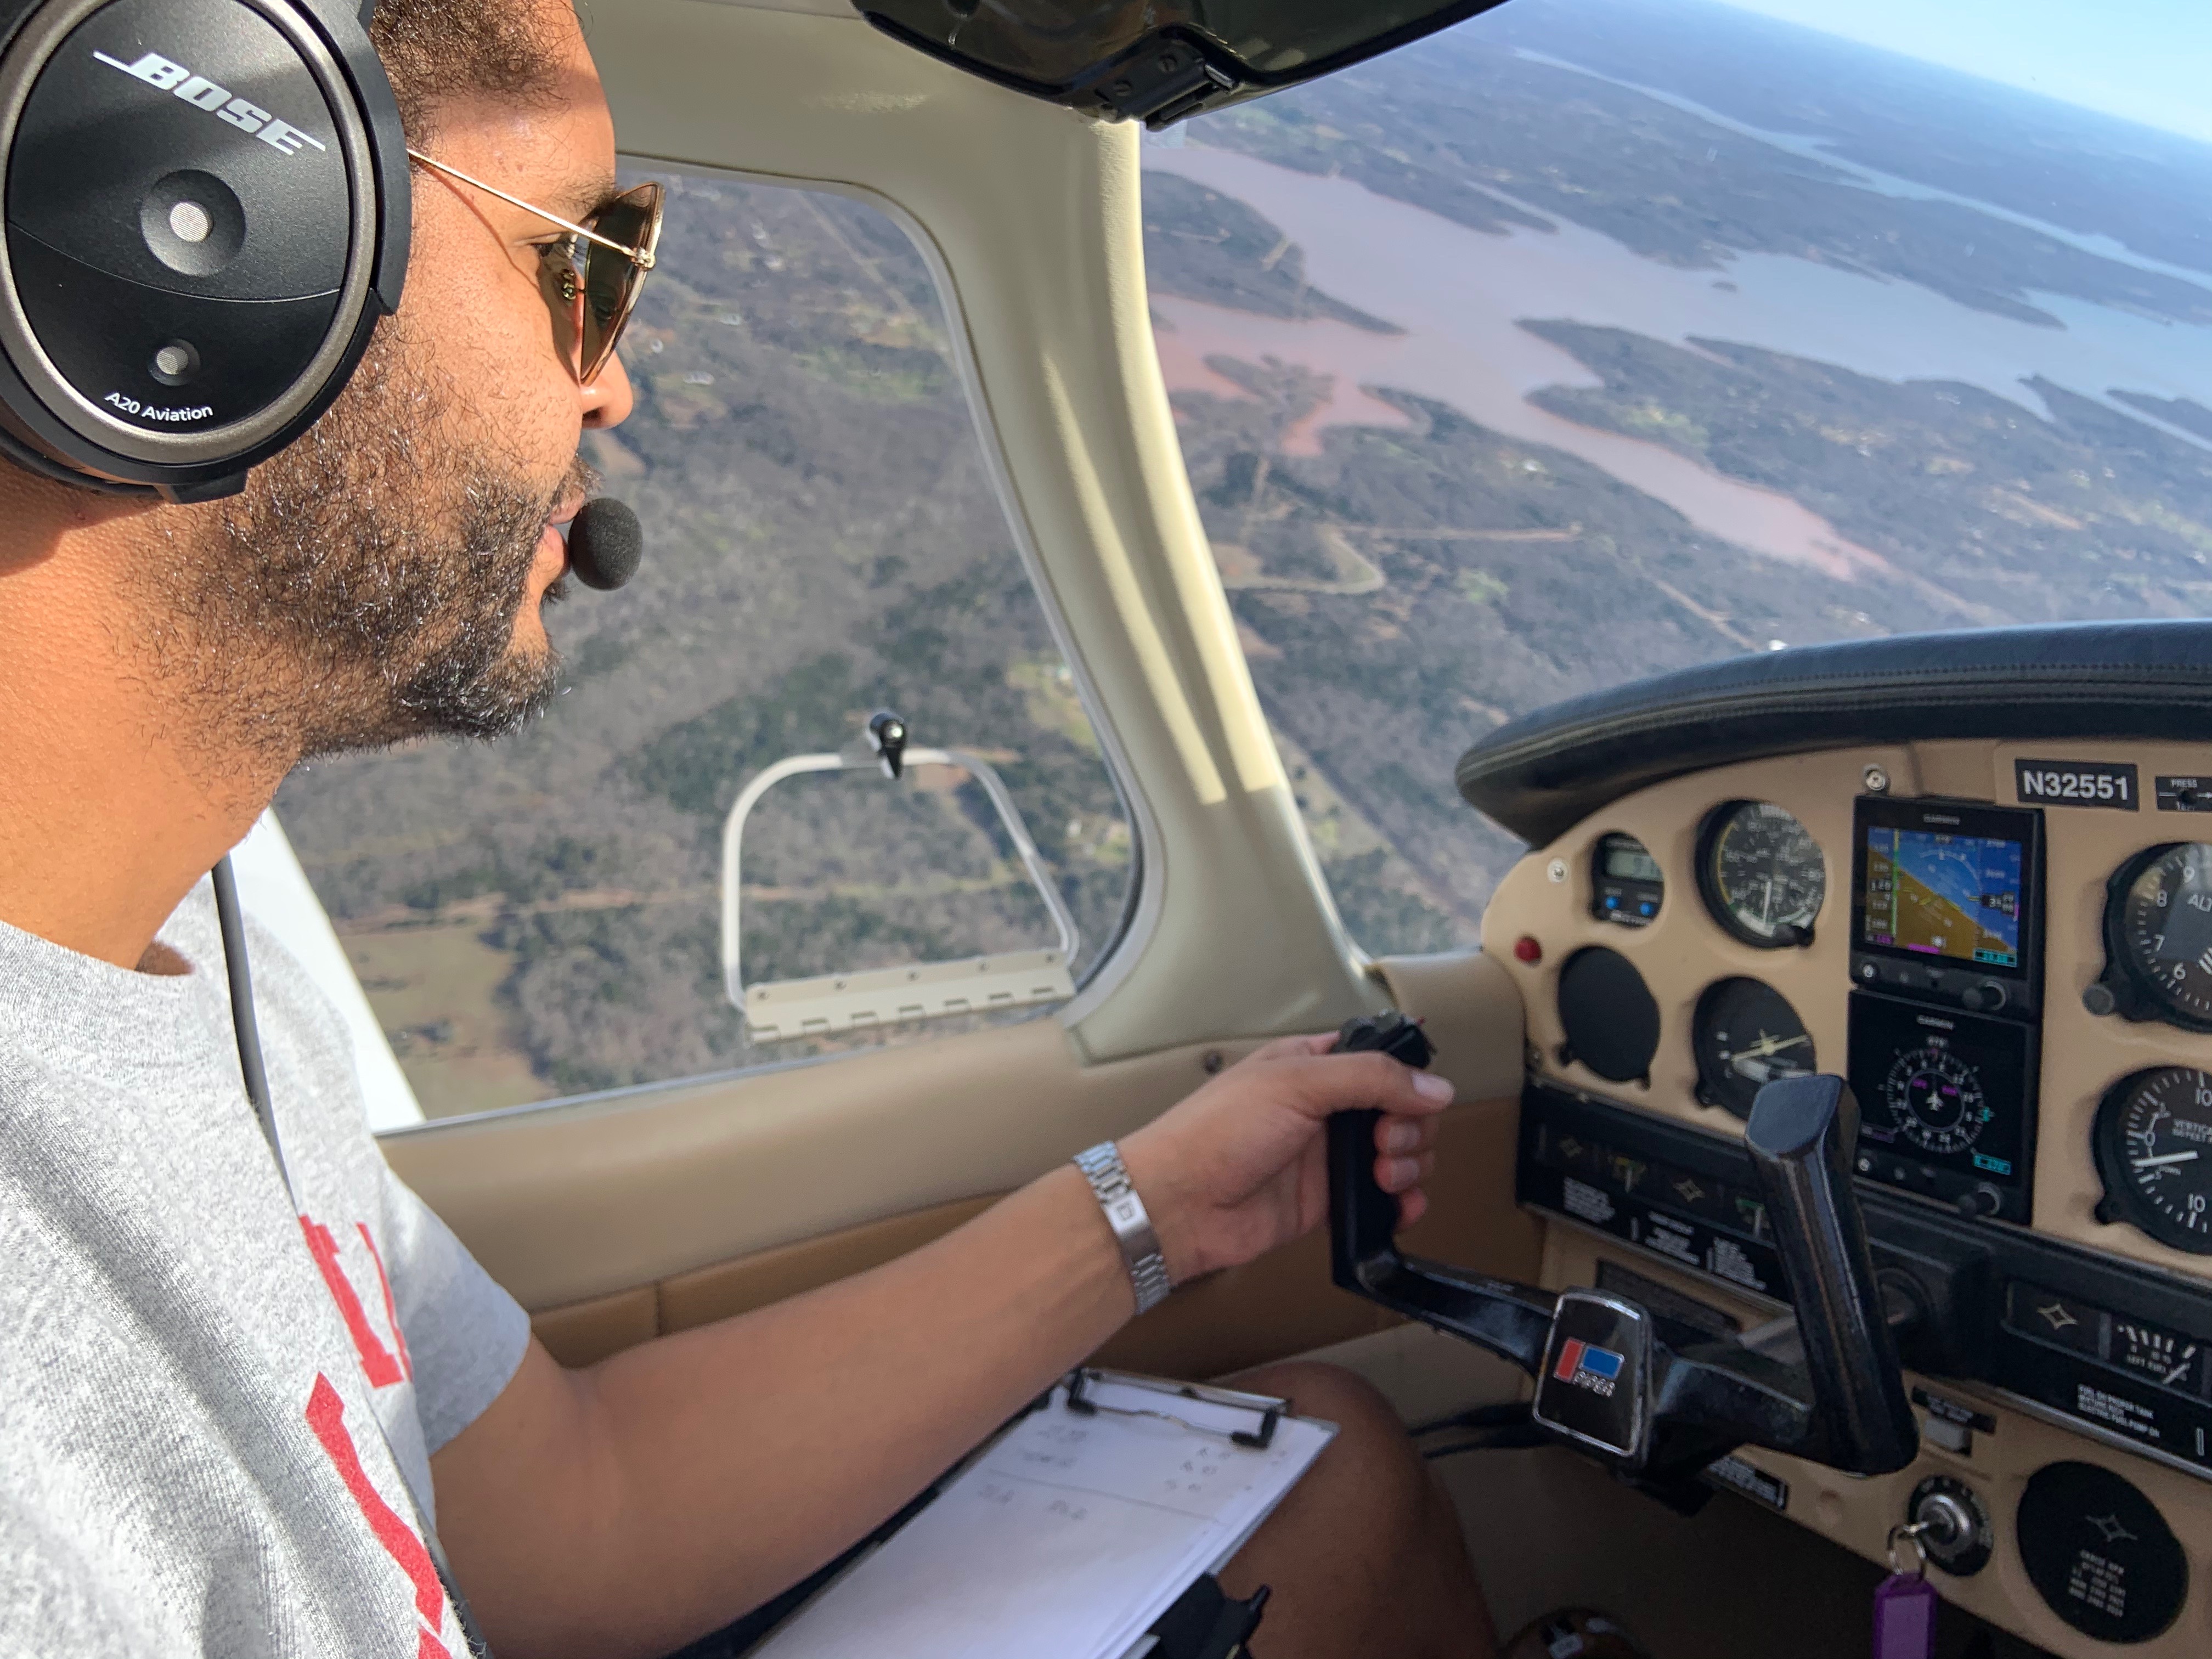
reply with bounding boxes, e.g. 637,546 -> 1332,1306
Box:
161,309 -> 590,764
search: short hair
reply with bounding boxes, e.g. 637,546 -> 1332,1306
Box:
368,0 -> 568,142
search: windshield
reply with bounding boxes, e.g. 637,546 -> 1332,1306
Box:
1146,0 -> 2212,954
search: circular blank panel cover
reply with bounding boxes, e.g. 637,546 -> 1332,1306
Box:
2016,1460 -> 2186,1644
1556,946 -> 1660,1084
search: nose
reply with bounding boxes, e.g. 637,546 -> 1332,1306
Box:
582,347 -> 634,428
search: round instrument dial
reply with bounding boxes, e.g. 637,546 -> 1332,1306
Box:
1697,801 -> 1824,947
1882,1041 -> 1990,1155
1691,977 -> 1815,1119
2106,844 -> 2212,1030
2094,1067 -> 2212,1254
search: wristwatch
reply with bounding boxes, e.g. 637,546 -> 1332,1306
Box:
1074,1141 -> 1174,1314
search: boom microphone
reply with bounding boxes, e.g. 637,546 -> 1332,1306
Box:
567,497 -> 644,591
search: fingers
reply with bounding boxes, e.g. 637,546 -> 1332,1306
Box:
1286,1049 -> 1454,1121
1379,1151 -> 1436,1233
1374,1149 -> 1436,1194
1245,1032 -> 1339,1063
1374,1114 -> 1437,1158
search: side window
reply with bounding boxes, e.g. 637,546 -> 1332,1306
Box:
1144,1 -> 2212,958
276,168 -> 1135,1120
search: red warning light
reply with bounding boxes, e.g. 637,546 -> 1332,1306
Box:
1514,935 -> 1542,964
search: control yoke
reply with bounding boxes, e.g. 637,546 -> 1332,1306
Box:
1328,1015 -> 1917,1495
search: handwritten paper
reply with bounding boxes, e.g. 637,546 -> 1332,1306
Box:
749,1377 -> 1335,1659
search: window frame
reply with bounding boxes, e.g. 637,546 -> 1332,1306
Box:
344,155 -> 1150,1134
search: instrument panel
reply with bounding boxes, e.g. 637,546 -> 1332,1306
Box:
1486,738 -> 2212,1654
1493,739 -> 2212,1279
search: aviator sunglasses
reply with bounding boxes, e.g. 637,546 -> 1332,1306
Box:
409,150 -> 665,387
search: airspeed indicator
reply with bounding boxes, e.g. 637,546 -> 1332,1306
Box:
1698,801 -> 1824,947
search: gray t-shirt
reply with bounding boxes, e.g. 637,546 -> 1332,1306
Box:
0,880 -> 532,1655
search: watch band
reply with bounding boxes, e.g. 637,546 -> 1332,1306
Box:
1074,1141 -> 1174,1314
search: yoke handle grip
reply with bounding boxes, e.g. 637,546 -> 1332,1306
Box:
1325,1015 -> 1432,1289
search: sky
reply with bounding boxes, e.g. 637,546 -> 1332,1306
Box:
1713,0 -> 2212,144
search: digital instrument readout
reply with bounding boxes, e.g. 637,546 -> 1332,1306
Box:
1603,841 -> 1663,883
1861,826 -> 2023,967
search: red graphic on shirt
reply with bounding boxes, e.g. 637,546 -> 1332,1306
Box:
359,1223 -> 415,1383
300,1215 -> 408,1389
305,1373 -> 453,1658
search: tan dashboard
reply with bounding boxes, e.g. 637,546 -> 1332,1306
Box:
1489,736 -> 2212,1281
1480,735 -> 2212,1657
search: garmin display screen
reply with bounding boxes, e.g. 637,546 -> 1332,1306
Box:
1861,826 -> 2024,968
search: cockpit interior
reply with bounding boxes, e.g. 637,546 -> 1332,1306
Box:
205,0 -> 2212,1653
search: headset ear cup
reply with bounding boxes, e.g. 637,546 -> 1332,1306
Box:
0,0 -> 409,497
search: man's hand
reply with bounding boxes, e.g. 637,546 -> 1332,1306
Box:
435,1029 -> 1455,1658
1119,1034 -> 1453,1286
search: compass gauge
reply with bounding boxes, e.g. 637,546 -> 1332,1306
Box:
2094,1066 -> 2212,1254
1882,1041 -> 1991,1156
1698,801 -> 1825,948
1691,977 -> 1815,1119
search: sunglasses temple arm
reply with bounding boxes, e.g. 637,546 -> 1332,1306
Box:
406,148 -> 655,268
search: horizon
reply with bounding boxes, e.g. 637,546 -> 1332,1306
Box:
1709,0 -> 2212,146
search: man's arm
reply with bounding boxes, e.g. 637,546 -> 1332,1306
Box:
430,1037 -> 1452,1659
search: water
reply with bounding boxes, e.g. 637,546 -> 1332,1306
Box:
1144,144 -> 2212,579
1510,48 -> 2212,297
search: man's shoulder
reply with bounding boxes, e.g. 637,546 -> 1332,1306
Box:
161,882 -> 371,1127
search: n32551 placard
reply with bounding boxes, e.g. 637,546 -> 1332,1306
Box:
2016,758 -> 2139,810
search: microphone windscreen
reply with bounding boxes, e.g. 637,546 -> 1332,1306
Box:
567,496 -> 644,591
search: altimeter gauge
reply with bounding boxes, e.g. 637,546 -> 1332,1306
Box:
2094,1066 -> 2212,1255
1691,977 -> 1815,1120
1883,1040 -> 1991,1156
1697,801 -> 1824,947
2091,844 -> 2212,1031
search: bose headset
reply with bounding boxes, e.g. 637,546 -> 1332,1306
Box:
0,0 -> 406,501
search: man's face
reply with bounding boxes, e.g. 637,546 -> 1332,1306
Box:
174,0 -> 633,760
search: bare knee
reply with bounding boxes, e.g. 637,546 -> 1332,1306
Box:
1226,1361 -> 1433,1533
1213,1361 -> 1494,1657
1233,1360 -> 1405,1446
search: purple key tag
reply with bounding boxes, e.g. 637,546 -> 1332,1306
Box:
1873,1526 -> 1938,1659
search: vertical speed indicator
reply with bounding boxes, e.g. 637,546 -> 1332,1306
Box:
2094,1067 -> 2212,1254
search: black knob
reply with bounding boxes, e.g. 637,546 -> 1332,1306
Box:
1955,1184 -> 2002,1220
1960,979 -> 2006,1013
2082,981 -> 2118,1018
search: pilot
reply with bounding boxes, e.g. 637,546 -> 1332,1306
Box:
0,1 -> 1545,1655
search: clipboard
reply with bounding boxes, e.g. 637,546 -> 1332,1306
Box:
704,1369 -> 1331,1659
